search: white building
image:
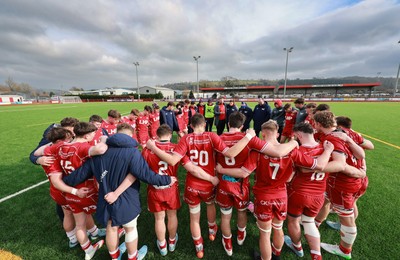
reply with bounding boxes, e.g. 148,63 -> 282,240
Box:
68,88 -> 136,96
0,95 -> 23,105
139,86 -> 174,99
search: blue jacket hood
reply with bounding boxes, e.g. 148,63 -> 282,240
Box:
106,133 -> 138,148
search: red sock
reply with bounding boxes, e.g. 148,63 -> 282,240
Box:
193,236 -> 203,246
128,251 -> 138,260
109,249 -> 120,259
339,244 -> 352,254
311,253 -> 322,260
158,240 -> 167,249
293,243 -> 302,251
271,243 -> 281,256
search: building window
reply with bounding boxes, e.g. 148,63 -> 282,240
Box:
146,90 -> 149,93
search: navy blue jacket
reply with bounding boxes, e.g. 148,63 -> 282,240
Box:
226,104 -> 238,122
160,106 -> 180,132
63,133 -> 171,227
239,105 -> 253,130
253,102 -> 272,131
295,106 -> 307,124
29,123 -> 57,164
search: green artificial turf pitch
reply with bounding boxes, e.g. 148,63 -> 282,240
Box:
0,101 -> 399,259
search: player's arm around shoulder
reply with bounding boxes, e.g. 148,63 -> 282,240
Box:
224,129 -> 255,158
146,139 -> 181,166
184,161 -> 219,186
215,163 -> 250,179
89,142 -> 108,157
263,139 -> 298,157
313,140 -> 334,171
104,173 -> 137,204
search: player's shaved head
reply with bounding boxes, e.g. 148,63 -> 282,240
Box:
261,120 -> 279,132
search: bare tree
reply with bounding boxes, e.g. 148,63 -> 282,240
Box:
5,77 -> 17,92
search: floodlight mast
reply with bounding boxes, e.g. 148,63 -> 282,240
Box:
133,62 -> 140,100
283,47 -> 294,99
193,56 -> 201,98
394,41 -> 400,96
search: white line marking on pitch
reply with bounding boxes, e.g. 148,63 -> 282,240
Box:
0,106 -> 77,113
0,179 -> 49,204
358,132 -> 400,150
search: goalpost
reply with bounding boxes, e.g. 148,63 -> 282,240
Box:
58,96 -> 83,104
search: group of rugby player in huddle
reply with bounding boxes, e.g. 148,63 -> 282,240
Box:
30,100 -> 372,260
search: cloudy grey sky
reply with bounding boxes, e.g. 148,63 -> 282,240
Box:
1,0 -> 399,90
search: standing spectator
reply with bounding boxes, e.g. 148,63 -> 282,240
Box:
271,99 -> 285,140
160,102 -> 180,136
197,99 -> 205,116
294,98 -> 307,124
214,97 -> 227,135
253,98 -> 271,137
238,102 -> 253,132
204,99 -> 215,132
225,100 -> 238,131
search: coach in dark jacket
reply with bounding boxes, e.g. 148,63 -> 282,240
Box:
238,102 -> 253,132
225,100 -> 238,131
160,101 -> 180,133
253,98 -> 272,137
63,133 -> 173,227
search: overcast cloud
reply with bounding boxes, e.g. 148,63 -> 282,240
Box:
0,0 -> 399,90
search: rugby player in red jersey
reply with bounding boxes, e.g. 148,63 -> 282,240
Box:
136,108 -> 150,148
176,102 -> 188,137
101,109 -> 122,136
121,109 -> 140,141
304,103 -> 317,127
142,124 -> 217,256
34,127 -> 81,247
50,122 -> 109,260
320,116 -> 374,232
280,103 -> 297,143
217,120 -> 333,260
215,112 -> 298,256
283,122 -> 357,260
148,105 -> 160,140
146,113 -> 256,258
89,115 -> 109,146
312,111 -> 367,259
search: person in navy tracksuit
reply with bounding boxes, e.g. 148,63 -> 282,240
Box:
238,102 -> 253,132
253,98 -> 272,137
159,101 -> 180,134
64,129 -> 175,260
